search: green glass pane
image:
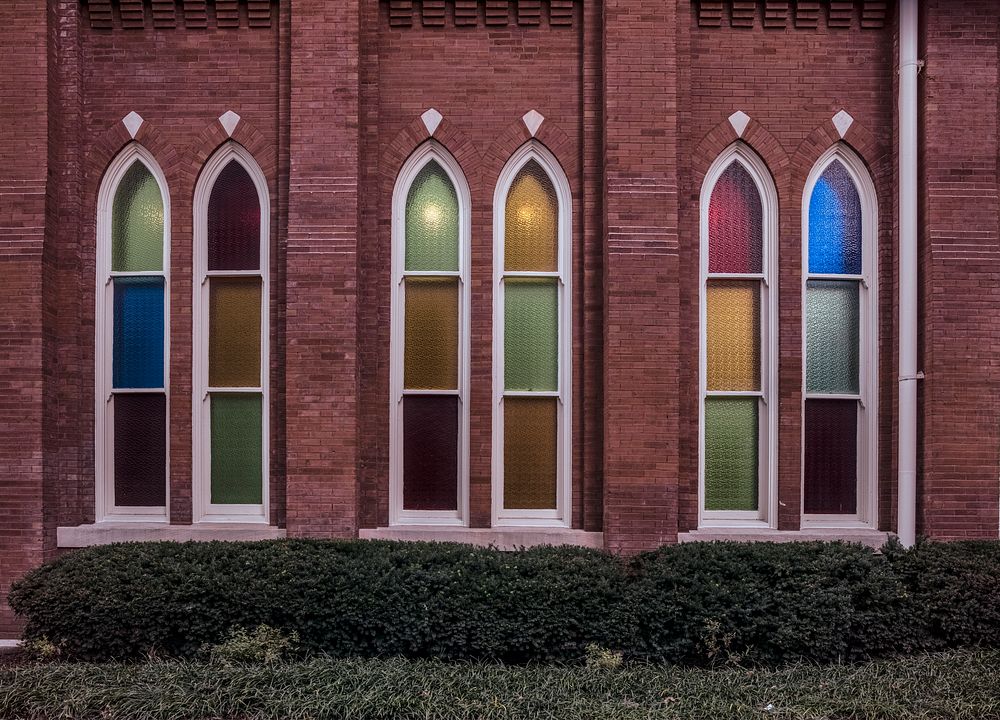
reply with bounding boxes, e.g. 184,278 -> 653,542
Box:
405,161 -> 459,272
210,393 -> 263,505
505,278 -> 558,392
112,161 -> 164,272
806,280 -> 860,394
705,397 -> 758,511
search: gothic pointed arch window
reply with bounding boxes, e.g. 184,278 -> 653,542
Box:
390,142 -> 471,525
193,142 -> 270,523
96,144 -> 170,520
493,142 -> 572,527
699,143 -> 778,527
802,146 -> 878,525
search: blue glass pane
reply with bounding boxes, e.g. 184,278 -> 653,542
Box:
113,277 -> 164,389
808,160 -> 862,275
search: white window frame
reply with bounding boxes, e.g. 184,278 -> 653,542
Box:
800,144 -> 878,529
698,143 -> 779,529
192,142 -> 270,524
95,143 -> 170,523
492,141 -> 573,528
389,141 -> 472,527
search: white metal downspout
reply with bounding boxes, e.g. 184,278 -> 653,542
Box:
898,0 -> 920,547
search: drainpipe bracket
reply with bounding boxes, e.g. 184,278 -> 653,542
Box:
899,372 -> 925,382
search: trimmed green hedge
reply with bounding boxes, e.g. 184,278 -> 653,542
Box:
2,651 -> 999,719
9,538 -> 1000,664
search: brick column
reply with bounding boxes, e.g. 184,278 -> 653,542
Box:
284,1 -> 360,537
0,0 -> 47,636
602,1 -> 680,551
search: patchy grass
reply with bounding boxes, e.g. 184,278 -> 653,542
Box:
1,650 -> 998,720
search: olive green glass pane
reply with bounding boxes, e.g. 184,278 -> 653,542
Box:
210,393 -> 263,505
806,280 -> 860,394
704,397 -> 758,511
112,161 -> 164,272
505,160 -> 558,272
505,278 -> 558,392
209,278 -> 262,388
504,396 -> 557,510
405,161 -> 459,272
404,277 -> 459,390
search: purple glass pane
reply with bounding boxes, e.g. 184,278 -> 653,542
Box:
208,160 -> 261,271
113,393 -> 167,507
403,395 -> 459,511
804,399 -> 858,515
708,161 -> 763,274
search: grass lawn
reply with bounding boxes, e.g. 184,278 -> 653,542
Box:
1,650 -> 998,720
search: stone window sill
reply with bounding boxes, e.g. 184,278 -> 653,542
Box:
359,526 -> 603,550
57,522 -> 286,548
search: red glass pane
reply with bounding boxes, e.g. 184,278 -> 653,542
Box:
708,161 -> 763,274
403,395 -> 459,511
804,399 -> 858,515
113,393 -> 167,507
208,160 -> 261,271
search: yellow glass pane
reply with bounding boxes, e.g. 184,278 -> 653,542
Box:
209,278 -> 262,388
505,160 -> 558,272
706,281 -> 760,391
503,396 -> 558,510
404,277 -> 459,390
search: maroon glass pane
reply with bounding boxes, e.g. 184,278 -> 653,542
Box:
208,160 -> 261,271
804,399 -> 858,515
403,395 -> 459,511
708,161 -> 763,274
113,393 -> 167,507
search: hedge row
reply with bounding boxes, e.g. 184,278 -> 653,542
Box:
9,538 -> 1000,664
3,651 -> 999,720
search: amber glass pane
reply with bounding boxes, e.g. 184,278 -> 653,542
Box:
708,161 -> 763,274
208,160 -> 261,271
209,278 -> 262,388
405,161 -> 460,272
112,161 -> 164,272
503,397 -> 557,510
505,160 -> 558,272
404,277 -> 459,390
706,280 -> 760,391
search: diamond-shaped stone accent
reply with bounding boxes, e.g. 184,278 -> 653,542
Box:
122,111 -> 144,139
421,108 -> 443,136
728,110 -> 750,138
832,110 -> 854,139
522,109 -> 544,137
219,110 -> 241,137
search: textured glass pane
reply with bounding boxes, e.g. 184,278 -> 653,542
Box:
505,279 -> 558,392
113,277 -> 164,389
804,399 -> 858,514
505,160 -> 558,272
113,393 -> 166,507
704,397 -> 758,511
806,280 -> 860,394
809,160 -> 862,275
706,281 -> 760,392
708,161 -> 763,274
209,278 -> 262,388
404,277 -> 459,390
405,161 -> 459,272
112,161 -> 164,272
504,397 -> 557,510
211,393 -> 263,505
403,395 -> 459,511
208,160 -> 261,271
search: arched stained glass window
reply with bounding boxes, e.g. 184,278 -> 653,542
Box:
97,147 -> 169,518
391,147 -> 470,523
803,152 -> 876,521
194,145 -> 269,522
495,147 -> 571,524
700,146 -> 775,523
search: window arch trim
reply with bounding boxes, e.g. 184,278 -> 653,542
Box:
492,141 -> 573,527
95,143 -> 171,522
698,142 -> 779,528
800,143 -> 879,528
192,141 -> 270,524
389,141 -> 472,526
